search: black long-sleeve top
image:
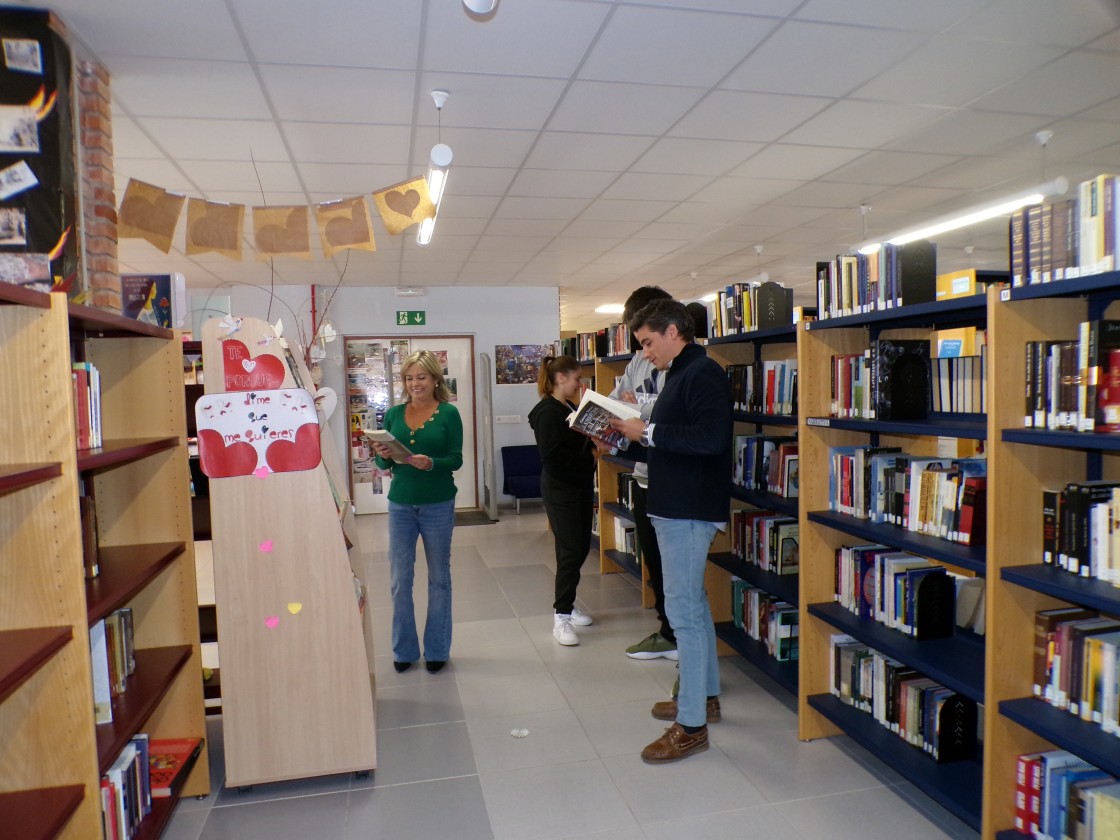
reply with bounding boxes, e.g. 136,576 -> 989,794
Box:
528,396 -> 595,488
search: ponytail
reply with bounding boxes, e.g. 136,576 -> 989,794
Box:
537,354 -> 581,398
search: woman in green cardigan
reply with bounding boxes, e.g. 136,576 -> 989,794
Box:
370,350 -> 463,674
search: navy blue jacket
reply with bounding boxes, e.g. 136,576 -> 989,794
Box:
632,342 -> 732,522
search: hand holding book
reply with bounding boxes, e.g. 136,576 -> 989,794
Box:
363,428 -> 413,464
566,389 -> 642,450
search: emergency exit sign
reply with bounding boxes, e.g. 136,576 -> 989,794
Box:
396,310 -> 426,326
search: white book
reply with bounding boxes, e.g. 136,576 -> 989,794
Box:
362,428 -> 412,464
89,619 -> 112,724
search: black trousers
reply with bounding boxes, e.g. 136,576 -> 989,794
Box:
541,470 -> 594,614
631,483 -> 674,643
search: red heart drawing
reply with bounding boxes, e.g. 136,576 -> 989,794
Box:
222,340 -> 286,391
384,189 -> 420,219
197,429 -> 259,477
264,423 -> 321,473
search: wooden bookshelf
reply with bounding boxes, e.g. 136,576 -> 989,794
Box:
0,293 -> 208,838
796,288 -> 990,831
984,269 -> 1120,838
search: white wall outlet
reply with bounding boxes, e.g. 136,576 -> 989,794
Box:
495,415 -> 521,424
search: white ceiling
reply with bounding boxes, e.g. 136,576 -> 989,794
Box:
16,0 -> 1120,332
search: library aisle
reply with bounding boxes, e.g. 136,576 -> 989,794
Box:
163,507 -> 975,840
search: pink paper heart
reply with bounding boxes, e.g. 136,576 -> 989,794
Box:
253,466 -> 271,479
265,615 -> 279,629
259,539 -> 274,553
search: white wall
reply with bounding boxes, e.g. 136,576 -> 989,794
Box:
191,282 -> 559,507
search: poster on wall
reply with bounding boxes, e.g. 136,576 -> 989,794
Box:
346,339 -> 398,491
495,344 -> 549,385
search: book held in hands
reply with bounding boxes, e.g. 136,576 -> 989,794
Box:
362,428 -> 413,464
566,389 -> 641,451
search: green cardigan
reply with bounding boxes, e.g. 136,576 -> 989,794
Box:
373,401 -> 463,505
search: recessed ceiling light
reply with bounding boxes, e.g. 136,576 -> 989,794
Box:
594,303 -> 625,314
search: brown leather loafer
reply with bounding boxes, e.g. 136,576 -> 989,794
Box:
641,723 -> 709,763
651,696 -> 721,723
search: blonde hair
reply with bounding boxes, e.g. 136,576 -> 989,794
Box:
537,354 -> 581,398
400,350 -> 452,403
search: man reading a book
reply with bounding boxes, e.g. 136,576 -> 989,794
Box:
610,298 -> 733,763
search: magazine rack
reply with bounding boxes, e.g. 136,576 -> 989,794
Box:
199,316 -> 375,786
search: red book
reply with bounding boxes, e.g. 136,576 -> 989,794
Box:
148,738 -> 202,798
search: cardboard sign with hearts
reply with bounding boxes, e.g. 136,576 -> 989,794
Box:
222,339 -> 287,391
195,388 -> 321,477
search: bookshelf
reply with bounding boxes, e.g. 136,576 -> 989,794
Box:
984,268 -> 1120,839
0,288 -> 208,838
705,325 -> 801,694
796,290 -> 990,832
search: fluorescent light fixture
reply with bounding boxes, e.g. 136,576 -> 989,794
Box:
858,176 -> 1068,255
418,142 -> 453,247
594,303 -> 625,314
700,293 -> 718,303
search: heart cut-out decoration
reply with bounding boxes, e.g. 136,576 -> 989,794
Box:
196,429 -> 258,478
259,539 -> 274,553
384,189 -> 420,219
287,602 -> 302,615
222,340 -> 286,391
255,207 -> 309,254
189,204 -> 241,250
253,466 -> 271,479
265,423 -> 321,473
265,615 -> 280,629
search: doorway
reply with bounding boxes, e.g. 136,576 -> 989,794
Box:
345,334 -> 477,514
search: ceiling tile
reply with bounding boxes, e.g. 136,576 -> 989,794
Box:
283,123 -> 413,166
295,163 -> 405,195
417,73 -> 569,131
579,6 -> 777,87
769,180 -> 885,209
795,0 -> 979,31
440,166 -> 518,197
106,56 -> 271,119
730,144 -> 865,180
602,172 -> 714,201
578,199 -> 678,222
782,100 -> 947,149
524,132 -> 656,171
112,160 -> 196,192
949,0 -> 1118,47
633,0 -> 802,14
969,52 -> 1120,116
420,127 -> 537,169
561,219 -> 647,238
885,109 -> 1049,155
669,90 -> 834,142
139,117 -> 289,161
259,65 -> 415,124
820,150 -> 963,186
508,168 -> 618,198
495,196 -> 593,219
111,116 -> 168,159
484,218 -> 569,237
634,138 -> 765,176
549,81 -> 707,135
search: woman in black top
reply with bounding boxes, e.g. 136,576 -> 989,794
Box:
528,355 -> 597,646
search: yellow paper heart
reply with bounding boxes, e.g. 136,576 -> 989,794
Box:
287,602 -> 303,615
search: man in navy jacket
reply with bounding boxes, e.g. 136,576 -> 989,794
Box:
611,298 -> 732,763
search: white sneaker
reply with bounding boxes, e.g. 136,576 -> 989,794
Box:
570,606 -> 593,626
553,614 -> 579,646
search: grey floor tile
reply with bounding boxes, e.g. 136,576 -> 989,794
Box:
213,772 -> 352,807
778,786 -> 967,839
375,677 -> 465,729
554,829 -> 648,840
466,708 -> 599,772
573,698 -> 670,759
480,759 -> 640,840
457,669 -> 571,718
160,807 -> 208,840
370,720 -> 476,786
453,593 -> 520,622
892,781 -> 980,839
640,803 -> 804,840
201,791 -> 349,840
351,778 -> 493,840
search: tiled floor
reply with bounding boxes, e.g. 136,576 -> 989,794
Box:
165,506 -> 978,840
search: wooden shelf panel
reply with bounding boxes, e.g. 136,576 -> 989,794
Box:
601,454 -> 635,470
0,462 -> 62,495
709,552 -> 799,607
76,436 -> 180,472
999,697 -> 1120,778
707,324 -> 798,345
1001,564 -> 1120,614
0,626 -> 73,704
807,293 -> 988,332
602,502 -> 635,524
1002,427 -> 1120,452
85,542 -> 187,624
0,785 -> 84,840
808,602 -> 984,702
604,549 -> 641,580
96,645 -> 193,773
67,301 -> 174,339
733,411 -> 797,427
1004,269 -> 1120,302
596,352 -> 632,364
807,693 -> 982,831
729,485 -> 798,516
807,510 -> 987,575
804,414 -> 987,440
714,621 -> 798,695
0,283 -> 52,308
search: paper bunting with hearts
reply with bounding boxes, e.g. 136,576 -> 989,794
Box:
186,198 -> 244,259
195,388 -> 322,477
253,205 -> 311,259
314,196 -> 376,257
372,177 -> 436,236
118,178 -> 186,253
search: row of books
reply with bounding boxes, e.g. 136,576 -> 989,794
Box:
89,607 -> 136,724
707,280 -> 795,337
930,352 -> 986,415
728,508 -> 799,575
827,446 -> 987,546
612,516 -> 636,558
829,338 -> 933,421
72,360 -> 103,450
830,634 -> 979,763
614,471 -> 637,513
102,736 -> 203,840
730,578 -> 798,661
1033,606 -> 1120,735
1042,482 -> 1120,585
1024,320 -> 1120,433
814,239 -> 938,320
555,322 -> 631,361
732,434 -> 798,497
1016,749 -> 1120,839
1010,173 -> 1120,287
726,359 -> 797,415
833,543 -> 985,639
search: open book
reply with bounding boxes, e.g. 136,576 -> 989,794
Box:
567,389 -> 642,451
363,428 -> 413,464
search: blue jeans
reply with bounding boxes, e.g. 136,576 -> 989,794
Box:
388,498 -> 455,663
651,517 -> 720,728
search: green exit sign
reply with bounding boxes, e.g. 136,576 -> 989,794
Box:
396,310 -> 426,326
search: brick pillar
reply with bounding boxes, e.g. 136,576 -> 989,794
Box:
76,60 -> 121,311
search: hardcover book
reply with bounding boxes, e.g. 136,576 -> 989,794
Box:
362,428 -> 413,464
566,388 -> 641,451
149,737 -> 203,798
872,338 -> 931,421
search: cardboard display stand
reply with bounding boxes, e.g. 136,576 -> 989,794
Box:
199,316 -> 375,786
